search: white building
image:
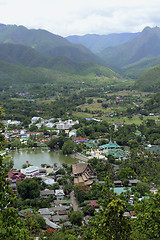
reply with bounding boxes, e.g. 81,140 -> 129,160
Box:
21,166 -> 39,177
55,189 -> 65,200
56,119 -> 79,130
69,129 -> 77,138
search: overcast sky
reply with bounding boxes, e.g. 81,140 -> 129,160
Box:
0,0 -> 160,36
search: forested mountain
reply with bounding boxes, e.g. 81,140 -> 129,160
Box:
0,43 -> 51,67
66,32 -> 139,54
0,58 -> 119,89
0,42 -> 118,77
100,26 -> 160,76
135,64 -> 160,92
0,24 -> 104,66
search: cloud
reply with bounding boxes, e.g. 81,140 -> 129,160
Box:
0,0 -> 160,36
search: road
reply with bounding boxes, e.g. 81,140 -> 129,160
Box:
70,191 -> 78,211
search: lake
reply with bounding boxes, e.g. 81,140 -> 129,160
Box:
10,149 -> 78,169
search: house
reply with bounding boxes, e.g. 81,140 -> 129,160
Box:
51,215 -> 68,223
73,137 -> 88,143
7,170 -> 26,183
72,163 -> 94,186
55,189 -> 65,200
44,217 -> 61,229
84,200 -> 98,208
150,187 -> 158,194
129,179 -> 141,186
38,208 -> 51,219
56,119 -> 79,130
69,129 -> 77,138
40,189 -> 55,198
114,180 -> 123,187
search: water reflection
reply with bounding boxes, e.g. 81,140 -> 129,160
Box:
10,149 -> 78,169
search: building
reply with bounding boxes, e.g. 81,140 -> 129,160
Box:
55,189 -> 65,200
69,129 -> 77,138
40,189 -> 55,198
72,163 -> 94,186
21,166 -> 39,177
56,119 -> 79,130
99,139 -> 127,159
7,170 -> 26,183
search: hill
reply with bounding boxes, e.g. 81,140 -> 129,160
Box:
0,43 -> 119,79
0,24 -> 104,66
100,27 -> 160,74
0,43 -> 52,67
66,32 -> 139,54
134,65 -> 160,92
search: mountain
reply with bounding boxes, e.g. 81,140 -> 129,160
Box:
134,65 -> 160,92
0,43 -> 117,77
66,32 -> 139,54
100,27 -> 160,74
0,43 -> 52,67
0,42 -> 119,88
0,24 -> 105,66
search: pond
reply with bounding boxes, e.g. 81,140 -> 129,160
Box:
10,149 -> 78,169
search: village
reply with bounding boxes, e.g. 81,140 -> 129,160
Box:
2,115 -> 160,234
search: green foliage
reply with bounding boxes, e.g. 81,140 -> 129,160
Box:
117,167 -> 136,180
62,140 -> 77,154
84,198 -> 131,240
69,211 -> 83,226
0,108 -> 33,239
17,178 -> 40,200
132,182 -> 150,196
133,193 -> 160,239
82,205 -> 95,216
135,65 -> 160,92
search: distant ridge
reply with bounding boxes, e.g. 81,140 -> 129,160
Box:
66,32 -> 139,54
100,26 -> 160,75
0,24 -> 105,66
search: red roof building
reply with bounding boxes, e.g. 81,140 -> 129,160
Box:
7,170 -> 26,183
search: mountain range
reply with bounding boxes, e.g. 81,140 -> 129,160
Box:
66,32 -> 139,54
0,23 -> 160,91
0,24 -> 104,66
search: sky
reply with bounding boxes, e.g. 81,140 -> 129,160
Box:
0,0 -> 160,37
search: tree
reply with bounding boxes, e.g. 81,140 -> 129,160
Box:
84,199 -> 131,240
0,108 -> 33,239
132,182 -> 150,196
132,193 -> 160,239
69,211 -> 83,226
62,140 -> 77,154
82,205 -> 95,216
17,178 -> 40,200
117,167 -> 136,180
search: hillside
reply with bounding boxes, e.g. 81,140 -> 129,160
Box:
66,32 -> 139,54
100,26 -> 160,72
0,24 -> 105,66
0,42 -> 118,79
0,56 -> 120,90
134,65 -> 160,92
0,43 -> 52,67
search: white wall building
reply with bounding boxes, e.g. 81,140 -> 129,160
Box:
21,166 -> 39,177
56,120 -> 79,130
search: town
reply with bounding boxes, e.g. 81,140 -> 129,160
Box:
1,111 -> 160,239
